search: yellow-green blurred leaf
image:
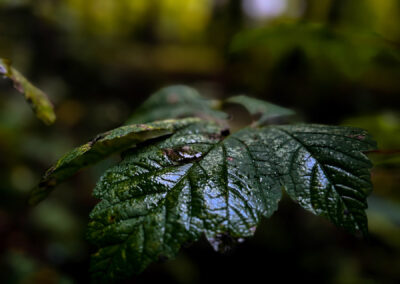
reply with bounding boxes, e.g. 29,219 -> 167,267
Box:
0,58 -> 56,125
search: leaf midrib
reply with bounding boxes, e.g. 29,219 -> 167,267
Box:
274,127 -> 360,228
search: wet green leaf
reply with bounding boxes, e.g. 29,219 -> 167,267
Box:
30,118 -> 200,205
0,58 -> 56,125
125,85 -> 228,124
226,95 -> 295,124
88,121 -> 281,282
88,122 -> 375,282
259,125 -> 377,236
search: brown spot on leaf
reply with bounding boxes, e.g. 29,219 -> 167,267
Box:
163,148 -> 181,161
164,146 -> 202,163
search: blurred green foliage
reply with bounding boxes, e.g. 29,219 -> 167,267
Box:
231,22 -> 400,80
0,0 -> 399,283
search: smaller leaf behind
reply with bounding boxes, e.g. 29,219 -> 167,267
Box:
226,95 -> 295,125
30,118 -> 200,205
0,58 -> 56,125
125,85 -> 228,124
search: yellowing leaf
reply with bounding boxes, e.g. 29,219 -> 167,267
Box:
0,58 -> 56,125
30,118 -> 200,205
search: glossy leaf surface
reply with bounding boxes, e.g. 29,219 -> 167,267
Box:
88,122 -> 282,282
125,85 -> 228,124
0,58 -> 56,125
30,118 -> 200,205
88,122 -> 375,282
259,125 -> 376,235
226,95 -> 295,124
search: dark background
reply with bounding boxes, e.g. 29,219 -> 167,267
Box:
0,0 -> 399,283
